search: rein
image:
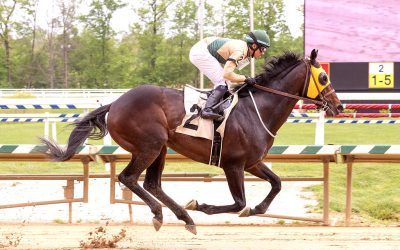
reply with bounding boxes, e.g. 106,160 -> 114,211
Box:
248,90 -> 276,138
252,84 -> 324,105
252,59 -> 326,106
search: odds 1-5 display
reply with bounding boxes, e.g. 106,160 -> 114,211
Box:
319,62 -> 399,92
368,63 -> 394,89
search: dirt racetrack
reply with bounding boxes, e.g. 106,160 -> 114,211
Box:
1,223 -> 399,249
1,180 -> 399,249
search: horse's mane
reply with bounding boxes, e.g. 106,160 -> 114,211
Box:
258,51 -> 301,83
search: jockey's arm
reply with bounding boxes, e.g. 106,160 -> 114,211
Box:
222,49 -> 247,85
223,60 -> 246,83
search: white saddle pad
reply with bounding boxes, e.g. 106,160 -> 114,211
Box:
175,86 -> 238,140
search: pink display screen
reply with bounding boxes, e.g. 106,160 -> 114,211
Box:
305,0 -> 400,62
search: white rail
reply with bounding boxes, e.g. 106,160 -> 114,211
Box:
1,89 -> 400,100
0,113 -> 83,118
337,92 -> 400,101
0,89 -> 129,98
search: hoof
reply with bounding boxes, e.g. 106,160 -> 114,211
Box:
184,199 -> 198,210
185,224 -> 197,235
238,207 -> 251,217
152,218 -> 163,231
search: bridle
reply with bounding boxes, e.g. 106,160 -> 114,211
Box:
252,59 -> 337,112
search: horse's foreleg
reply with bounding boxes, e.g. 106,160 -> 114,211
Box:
241,161 -> 281,216
191,166 -> 246,215
118,152 -> 163,230
143,146 -> 197,235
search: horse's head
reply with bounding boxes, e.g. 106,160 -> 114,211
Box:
302,49 -> 343,116
253,50 -> 343,117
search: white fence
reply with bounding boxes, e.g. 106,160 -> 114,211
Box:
1,88 -> 400,100
0,89 -> 128,98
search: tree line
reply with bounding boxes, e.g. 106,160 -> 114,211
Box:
0,0 -> 303,89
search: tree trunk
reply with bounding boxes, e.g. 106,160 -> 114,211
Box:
59,0 -> 75,88
150,1 -> 157,71
47,19 -> 56,88
4,36 -> 11,86
63,26 -> 68,88
0,0 -> 18,87
28,8 -> 38,88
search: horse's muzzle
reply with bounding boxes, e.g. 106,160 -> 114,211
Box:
336,104 -> 344,113
325,103 -> 343,117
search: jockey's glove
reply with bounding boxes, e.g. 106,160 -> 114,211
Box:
244,76 -> 257,86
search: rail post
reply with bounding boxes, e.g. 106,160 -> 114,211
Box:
44,112 -> 50,139
315,110 -> 325,145
323,158 -> 330,225
51,122 -> 57,142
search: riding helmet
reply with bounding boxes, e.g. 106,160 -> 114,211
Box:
244,30 -> 270,48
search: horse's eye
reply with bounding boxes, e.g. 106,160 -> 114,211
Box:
318,72 -> 328,86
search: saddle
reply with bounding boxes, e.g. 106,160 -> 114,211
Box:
175,85 -> 239,166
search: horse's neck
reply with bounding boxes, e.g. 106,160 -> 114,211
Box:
252,70 -> 305,135
251,91 -> 298,134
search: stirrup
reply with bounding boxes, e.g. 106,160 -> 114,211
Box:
201,109 -> 223,120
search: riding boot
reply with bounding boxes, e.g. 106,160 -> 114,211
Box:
201,85 -> 228,120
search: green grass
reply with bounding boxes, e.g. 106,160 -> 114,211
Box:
275,122 -> 400,145
276,122 -> 400,223
3,92 -> 37,98
0,118 -> 399,223
309,162 -> 400,223
53,219 -> 67,224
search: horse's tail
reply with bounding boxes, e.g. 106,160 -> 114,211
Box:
40,104 -> 112,161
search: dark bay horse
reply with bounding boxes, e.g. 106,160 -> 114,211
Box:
41,49 -> 343,234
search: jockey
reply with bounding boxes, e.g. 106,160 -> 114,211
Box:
189,30 -> 270,120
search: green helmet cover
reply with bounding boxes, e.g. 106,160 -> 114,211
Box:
244,30 -> 270,48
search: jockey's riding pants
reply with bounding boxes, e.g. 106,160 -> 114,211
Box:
189,40 -> 228,87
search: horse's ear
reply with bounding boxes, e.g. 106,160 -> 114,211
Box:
310,49 -> 318,61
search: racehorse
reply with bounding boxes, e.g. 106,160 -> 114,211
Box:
41,49 -> 343,234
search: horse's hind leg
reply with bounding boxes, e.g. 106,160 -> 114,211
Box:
118,150 -> 164,231
143,145 -> 197,234
239,161 -> 281,217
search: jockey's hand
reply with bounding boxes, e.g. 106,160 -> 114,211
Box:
244,76 -> 257,86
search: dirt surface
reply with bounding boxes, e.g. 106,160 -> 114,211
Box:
1,223 -> 399,249
1,179 -> 399,249
0,179 -> 321,224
